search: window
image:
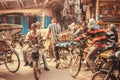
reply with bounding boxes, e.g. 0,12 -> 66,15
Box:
28,16 -> 37,29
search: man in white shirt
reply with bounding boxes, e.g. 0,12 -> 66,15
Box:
23,23 -> 49,71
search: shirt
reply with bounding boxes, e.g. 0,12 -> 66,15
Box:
84,28 -> 106,48
48,23 -> 61,43
106,31 -> 116,48
25,29 -> 41,43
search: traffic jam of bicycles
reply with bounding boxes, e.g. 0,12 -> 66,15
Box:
0,0 -> 120,80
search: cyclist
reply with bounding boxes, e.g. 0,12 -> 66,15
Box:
110,24 -> 118,43
23,23 -> 50,71
73,22 -> 88,39
105,24 -> 118,50
47,18 -> 61,68
79,18 -> 106,70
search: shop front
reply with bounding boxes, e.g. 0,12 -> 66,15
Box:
99,0 -> 120,38
0,9 -> 52,34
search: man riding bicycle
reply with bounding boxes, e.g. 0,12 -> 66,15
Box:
22,23 -> 50,71
74,18 -> 106,71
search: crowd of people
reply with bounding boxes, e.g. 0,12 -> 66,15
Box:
22,17 -> 120,73
69,18 -> 119,71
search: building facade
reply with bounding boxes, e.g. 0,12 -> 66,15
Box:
0,0 -> 62,34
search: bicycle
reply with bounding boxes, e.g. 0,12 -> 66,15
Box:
91,53 -> 120,80
70,38 -> 88,78
0,39 -> 20,73
70,38 -> 115,78
26,38 -> 48,80
92,43 -> 118,73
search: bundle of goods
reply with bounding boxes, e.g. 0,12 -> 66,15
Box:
43,39 -> 53,51
58,31 -> 73,42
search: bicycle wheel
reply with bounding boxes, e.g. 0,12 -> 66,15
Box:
92,57 -> 103,73
92,57 -> 109,73
56,48 -> 71,68
92,70 -> 112,80
5,49 -> 20,73
33,60 -> 41,80
70,53 -> 82,78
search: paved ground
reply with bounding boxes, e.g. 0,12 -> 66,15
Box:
0,46 -> 93,80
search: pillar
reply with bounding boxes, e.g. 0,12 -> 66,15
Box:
96,0 -> 100,21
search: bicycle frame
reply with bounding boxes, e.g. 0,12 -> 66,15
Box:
99,58 -> 120,80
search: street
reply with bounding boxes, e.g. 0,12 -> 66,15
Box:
0,0 -> 120,80
0,47 -> 92,80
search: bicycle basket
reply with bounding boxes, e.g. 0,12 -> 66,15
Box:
58,31 -> 72,42
32,51 -> 39,61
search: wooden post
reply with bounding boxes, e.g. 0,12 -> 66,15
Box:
96,0 -> 100,21
17,0 -> 23,8
0,1 -> 7,9
19,0 -> 24,8
1,1 -> 8,9
34,0 -> 38,8
3,0 -> 8,9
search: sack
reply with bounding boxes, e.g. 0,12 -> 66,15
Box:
58,31 -> 72,42
44,39 -> 53,50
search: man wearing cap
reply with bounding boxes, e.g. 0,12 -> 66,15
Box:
23,23 -> 50,71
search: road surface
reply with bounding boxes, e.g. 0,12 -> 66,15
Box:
0,47 -> 92,80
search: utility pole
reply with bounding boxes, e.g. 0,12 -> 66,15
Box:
62,0 -> 69,17
96,0 -> 100,21
75,0 -> 82,21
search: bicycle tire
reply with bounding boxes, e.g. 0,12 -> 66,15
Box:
92,70 -> 114,80
56,48 -> 71,68
70,53 -> 82,78
92,57 -> 104,73
5,49 -> 20,73
33,60 -> 41,80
